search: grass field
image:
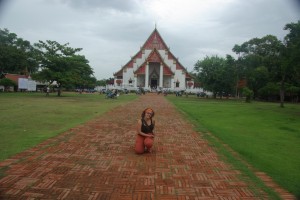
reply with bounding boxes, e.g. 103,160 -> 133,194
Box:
166,95 -> 300,199
0,92 -> 138,161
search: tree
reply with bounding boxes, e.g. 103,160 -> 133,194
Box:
242,87 -> 253,103
106,78 -> 114,85
194,55 -> 236,98
282,21 -> 300,105
258,82 -> 279,101
232,35 -> 286,106
0,28 -> 38,74
223,55 -> 237,97
96,79 -> 109,86
283,20 -> 300,76
233,23 -> 300,106
32,40 -> 95,96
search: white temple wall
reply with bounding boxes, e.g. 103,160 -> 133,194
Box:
157,50 -> 175,72
122,68 -> 134,87
163,76 -> 172,88
158,50 -> 166,60
134,60 -> 140,71
136,75 -> 145,87
173,70 -> 186,90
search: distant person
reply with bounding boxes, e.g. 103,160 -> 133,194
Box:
46,86 -> 50,96
135,108 -> 155,154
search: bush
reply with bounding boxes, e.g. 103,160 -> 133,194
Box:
242,87 -> 254,103
0,78 -> 16,91
258,82 -> 279,101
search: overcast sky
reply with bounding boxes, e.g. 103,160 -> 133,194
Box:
0,0 -> 299,80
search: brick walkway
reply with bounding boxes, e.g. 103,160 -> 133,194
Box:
0,94 -> 294,199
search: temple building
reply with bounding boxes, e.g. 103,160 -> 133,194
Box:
113,28 -> 194,91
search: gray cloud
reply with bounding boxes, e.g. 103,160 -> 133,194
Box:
0,0 -> 299,79
59,0 -> 140,13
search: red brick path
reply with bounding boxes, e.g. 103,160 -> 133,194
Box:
0,94 -> 295,199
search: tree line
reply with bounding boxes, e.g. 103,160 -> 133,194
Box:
193,21 -> 300,107
0,28 -> 110,96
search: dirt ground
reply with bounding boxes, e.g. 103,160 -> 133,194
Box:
0,93 -> 295,199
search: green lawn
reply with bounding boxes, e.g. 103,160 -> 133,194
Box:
0,92 -> 138,161
166,95 -> 300,199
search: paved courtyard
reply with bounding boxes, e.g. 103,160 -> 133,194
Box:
0,94 -> 295,199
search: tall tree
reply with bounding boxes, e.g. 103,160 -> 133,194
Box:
0,28 -> 38,74
32,40 -> 95,96
282,21 -> 300,104
232,35 -> 286,105
194,55 -> 236,98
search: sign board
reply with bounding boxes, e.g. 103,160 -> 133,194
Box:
18,78 -> 37,91
18,78 -> 28,89
27,80 -> 36,91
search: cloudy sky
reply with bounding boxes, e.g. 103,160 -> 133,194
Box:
0,0 -> 299,80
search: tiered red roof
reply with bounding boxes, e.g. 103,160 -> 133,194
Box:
163,64 -> 174,75
134,49 -> 174,76
147,49 -> 162,62
114,28 -> 189,77
142,29 -> 168,50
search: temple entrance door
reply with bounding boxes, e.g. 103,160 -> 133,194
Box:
151,79 -> 158,89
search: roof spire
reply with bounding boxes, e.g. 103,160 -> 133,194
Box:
155,22 -> 157,30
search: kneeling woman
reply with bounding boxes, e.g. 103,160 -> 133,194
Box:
135,108 -> 155,154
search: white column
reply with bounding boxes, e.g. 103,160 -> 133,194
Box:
159,63 -> 163,88
145,62 -> 149,88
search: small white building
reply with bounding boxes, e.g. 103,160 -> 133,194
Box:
0,73 -> 47,92
113,28 -> 194,91
0,73 -> 35,91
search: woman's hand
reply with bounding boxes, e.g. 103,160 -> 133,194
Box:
148,133 -> 155,138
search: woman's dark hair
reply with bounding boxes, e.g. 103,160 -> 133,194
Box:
141,108 -> 155,118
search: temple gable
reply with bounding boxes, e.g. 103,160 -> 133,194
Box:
113,28 -> 193,90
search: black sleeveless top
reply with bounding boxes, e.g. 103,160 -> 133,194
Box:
141,119 -> 154,134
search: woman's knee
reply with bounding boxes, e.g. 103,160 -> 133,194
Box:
144,137 -> 154,148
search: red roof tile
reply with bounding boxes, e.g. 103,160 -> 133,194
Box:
3,74 -> 29,83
